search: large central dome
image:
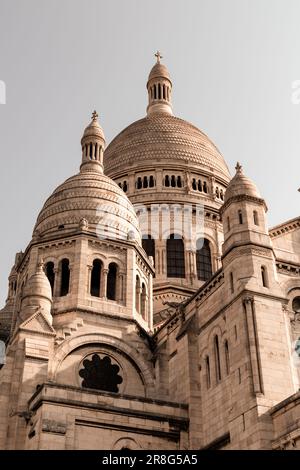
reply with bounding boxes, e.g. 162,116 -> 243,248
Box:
104,113 -> 230,181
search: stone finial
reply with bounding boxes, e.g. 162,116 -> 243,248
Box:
155,51 -> 163,63
37,259 -> 44,272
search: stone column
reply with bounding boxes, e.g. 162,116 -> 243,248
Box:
101,269 -> 108,299
117,272 -> 125,303
243,296 -> 263,395
87,265 -> 92,295
53,267 -> 60,297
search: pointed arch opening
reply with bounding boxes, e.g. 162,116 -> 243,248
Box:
167,234 -> 185,278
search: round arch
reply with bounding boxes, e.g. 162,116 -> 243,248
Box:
50,332 -> 155,392
113,437 -> 142,450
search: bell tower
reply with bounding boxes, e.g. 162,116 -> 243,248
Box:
146,51 -> 173,116
80,111 -> 105,173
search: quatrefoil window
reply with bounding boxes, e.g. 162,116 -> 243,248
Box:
79,354 -> 123,393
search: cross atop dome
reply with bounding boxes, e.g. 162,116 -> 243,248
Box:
92,110 -> 98,121
155,51 -> 163,63
235,162 -> 243,174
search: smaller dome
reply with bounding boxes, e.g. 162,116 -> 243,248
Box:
24,262 -> 52,302
147,51 -> 171,83
225,162 -> 261,203
148,62 -> 171,82
81,111 -> 105,142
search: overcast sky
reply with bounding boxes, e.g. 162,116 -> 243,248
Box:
0,0 -> 300,306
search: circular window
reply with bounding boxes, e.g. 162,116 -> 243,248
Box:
292,297 -> 300,313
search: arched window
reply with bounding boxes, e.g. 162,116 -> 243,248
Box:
123,181 -> 128,192
149,175 -> 155,187
167,234 -> 185,278
261,266 -> 268,287
158,83 -> 162,100
215,187 -> 219,198
141,283 -> 147,319
205,356 -> 211,389
137,177 -> 142,189
60,259 -> 70,296
253,210 -> 259,226
214,335 -> 221,382
89,143 -> 93,160
143,176 -> 148,188
135,276 -> 141,313
142,235 -> 155,266
165,175 -> 170,187
224,340 -> 230,375
95,143 -> 98,161
107,263 -> 118,300
177,176 -> 182,188
238,210 -> 243,224
203,181 -> 208,193
171,175 -> 176,187
196,239 -> 212,281
192,178 -> 197,190
292,297 -> 300,313
198,180 -> 202,192
154,84 -> 157,99
90,259 -> 102,297
220,189 -> 224,201
45,262 -> 55,294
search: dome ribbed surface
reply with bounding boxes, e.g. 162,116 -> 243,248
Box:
104,114 -> 230,181
82,120 -> 105,141
33,171 -> 141,243
148,63 -> 171,82
225,169 -> 261,202
24,267 -> 52,301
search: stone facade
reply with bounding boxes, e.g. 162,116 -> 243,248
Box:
0,54 -> 300,450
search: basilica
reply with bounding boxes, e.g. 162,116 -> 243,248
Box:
0,54 -> 300,450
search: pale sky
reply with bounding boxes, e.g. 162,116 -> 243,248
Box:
0,0 -> 300,306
